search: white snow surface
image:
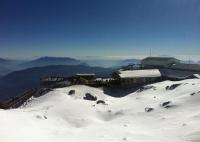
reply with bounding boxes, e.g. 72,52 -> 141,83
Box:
1,79 -> 200,142
119,69 -> 161,78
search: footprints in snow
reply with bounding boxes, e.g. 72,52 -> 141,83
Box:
36,114 -> 47,120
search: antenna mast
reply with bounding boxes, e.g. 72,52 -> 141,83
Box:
150,48 -> 152,57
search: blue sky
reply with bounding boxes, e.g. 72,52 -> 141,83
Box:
0,0 -> 200,60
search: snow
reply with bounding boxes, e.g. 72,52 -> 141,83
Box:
119,69 -> 161,78
1,79 -> 200,142
193,74 -> 200,79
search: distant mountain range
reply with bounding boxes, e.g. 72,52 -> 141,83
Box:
116,59 -> 141,66
0,67 -> 12,76
0,58 -> 16,67
0,65 -> 114,101
17,57 -> 86,70
0,57 -> 86,76
83,59 -> 140,68
0,58 -> 25,68
0,58 -> 25,76
0,57 -> 141,76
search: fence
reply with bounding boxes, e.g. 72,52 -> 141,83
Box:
0,88 -> 38,109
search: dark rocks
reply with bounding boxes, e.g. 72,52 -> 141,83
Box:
165,86 -> 170,90
96,100 -> 106,105
190,92 -> 196,96
190,91 -> 200,96
137,86 -> 156,92
166,84 -> 181,90
68,90 -> 75,95
145,107 -> 154,112
161,101 -> 171,107
83,93 -> 97,101
164,105 -> 174,109
160,101 -> 175,109
36,115 -> 47,120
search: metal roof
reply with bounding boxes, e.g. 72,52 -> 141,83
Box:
118,69 -> 161,78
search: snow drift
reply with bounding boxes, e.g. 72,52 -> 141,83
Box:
1,79 -> 200,142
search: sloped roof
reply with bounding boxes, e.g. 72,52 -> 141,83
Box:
193,74 -> 200,79
118,69 -> 161,78
171,63 -> 200,72
159,69 -> 200,79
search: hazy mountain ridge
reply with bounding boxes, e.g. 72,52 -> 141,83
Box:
0,66 -> 12,76
83,58 -> 140,68
0,65 -> 114,101
0,56 -> 141,74
116,59 -> 141,66
0,58 -> 25,76
0,57 -> 86,76
0,58 -> 25,68
17,57 -> 86,69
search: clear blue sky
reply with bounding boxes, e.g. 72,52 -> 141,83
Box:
0,0 -> 200,60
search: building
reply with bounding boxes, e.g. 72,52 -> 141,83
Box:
159,68 -> 200,81
112,69 -> 161,87
141,57 -> 200,80
141,57 -> 180,68
171,63 -> 200,72
72,73 -> 96,84
40,76 -> 70,88
41,76 -> 66,82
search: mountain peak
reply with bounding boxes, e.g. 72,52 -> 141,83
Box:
18,57 -> 85,70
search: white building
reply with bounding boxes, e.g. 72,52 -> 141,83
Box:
113,69 -> 161,87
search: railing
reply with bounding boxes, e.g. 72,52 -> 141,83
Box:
0,88 -> 38,109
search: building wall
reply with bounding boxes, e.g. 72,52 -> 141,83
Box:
171,63 -> 200,72
120,77 -> 160,87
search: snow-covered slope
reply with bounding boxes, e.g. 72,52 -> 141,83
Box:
1,79 -> 200,142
